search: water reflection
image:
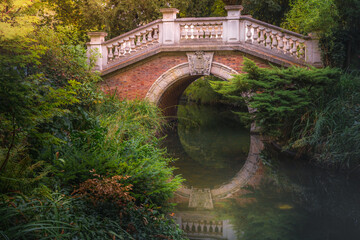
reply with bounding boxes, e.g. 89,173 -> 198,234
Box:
164,103 -> 360,240
165,103 -> 250,188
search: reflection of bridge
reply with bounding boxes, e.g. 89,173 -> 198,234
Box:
87,5 -> 322,116
174,211 -> 237,240
173,134 -> 264,209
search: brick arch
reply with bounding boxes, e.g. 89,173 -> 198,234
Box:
145,62 -> 239,116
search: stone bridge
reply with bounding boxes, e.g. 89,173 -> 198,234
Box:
88,5 -> 322,116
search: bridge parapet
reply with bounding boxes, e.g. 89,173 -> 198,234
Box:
88,5 -> 322,74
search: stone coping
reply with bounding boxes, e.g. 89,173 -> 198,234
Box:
100,43 -> 310,76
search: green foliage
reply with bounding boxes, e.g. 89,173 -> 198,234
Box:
296,72 -> 360,169
180,0 -> 227,17
51,99 -> 182,207
213,58 -> 340,139
0,0 -> 46,39
213,58 -> 360,169
46,0 -> 190,39
281,0 -> 338,35
0,191 -> 184,240
282,0 -> 360,69
0,4 -> 184,237
242,0 -> 291,26
183,76 -> 224,104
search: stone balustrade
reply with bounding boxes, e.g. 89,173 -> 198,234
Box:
180,21 -> 223,40
104,21 -> 161,64
244,19 -> 308,61
181,219 -> 224,237
87,5 -> 322,73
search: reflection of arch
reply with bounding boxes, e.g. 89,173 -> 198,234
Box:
146,61 -> 262,201
176,134 -> 263,200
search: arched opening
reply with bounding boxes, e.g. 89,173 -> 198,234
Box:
147,62 -> 262,199
145,62 -> 239,117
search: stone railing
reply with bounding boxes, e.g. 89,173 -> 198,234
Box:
105,22 -> 160,63
244,18 -> 309,61
87,5 -> 322,72
180,21 -> 223,40
174,213 -> 236,239
181,218 -> 225,238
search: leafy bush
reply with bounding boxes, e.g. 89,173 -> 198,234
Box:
51,98 -> 182,207
212,58 -> 360,169
0,191 -> 184,240
212,58 -> 340,139
0,7 -> 184,237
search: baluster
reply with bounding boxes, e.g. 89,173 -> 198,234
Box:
198,23 -> 204,38
186,24 -> 192,39
252,25 -> 259,44
135,33 -> 141,48
210,23 -> 216,38
180,23 -> 186,39
265,29 -> 272,49
204,23 -> 210,39
129,36 -> 136,52
278,33 -> 284,53
146,30 -> 153,46
141,31 -> 147,47
147,30 -> 153,43
291,38 -> 298,56
218,221 -> 223,234
182,222 -> 186,230
216,23 -> 222,38
107,46 -> 113,61
199,220 -> 205,232
298,39 -> 305,59
119,40 -> 125,57
153,26 -> 159,43
211,222 -> 216,234
272,31 -> 278,50
124,38 -> 130,55
246,22 -> 252,43
258,27 -> 265,46
285,36 -> 291,54
193,25 -> 199,39
113,43 -> 119,58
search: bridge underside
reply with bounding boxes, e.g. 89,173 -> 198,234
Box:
157,74 -> 198,117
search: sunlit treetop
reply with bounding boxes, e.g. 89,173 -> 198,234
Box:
0,0 -> 51,39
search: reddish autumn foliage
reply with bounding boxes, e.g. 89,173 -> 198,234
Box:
72,172 -> 134,207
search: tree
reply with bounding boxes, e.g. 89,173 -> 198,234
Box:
281,0 -> 360,68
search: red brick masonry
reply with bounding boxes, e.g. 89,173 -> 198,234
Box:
101,51 -> 270,101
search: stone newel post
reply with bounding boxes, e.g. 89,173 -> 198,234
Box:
160,8 -> 179,44
306,33 -> 322,67
87,32 -> 108,71
225,5 -> 244,42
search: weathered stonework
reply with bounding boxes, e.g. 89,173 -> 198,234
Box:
186,51 -> 214,75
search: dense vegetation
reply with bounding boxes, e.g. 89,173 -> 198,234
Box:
211,59 -> 360,169
0,0 -> 359,238
0,1 -> 184,239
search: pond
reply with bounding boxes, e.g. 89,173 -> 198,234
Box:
163,101 -> 360,240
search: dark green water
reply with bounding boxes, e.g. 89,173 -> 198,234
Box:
164,103 -> 250,188
163,102 -> 360,240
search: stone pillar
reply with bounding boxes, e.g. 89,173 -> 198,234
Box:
224,5 -> 243,43
160,8 -> 179,45
87,32 -> 108,71
305,33 -> 323,67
